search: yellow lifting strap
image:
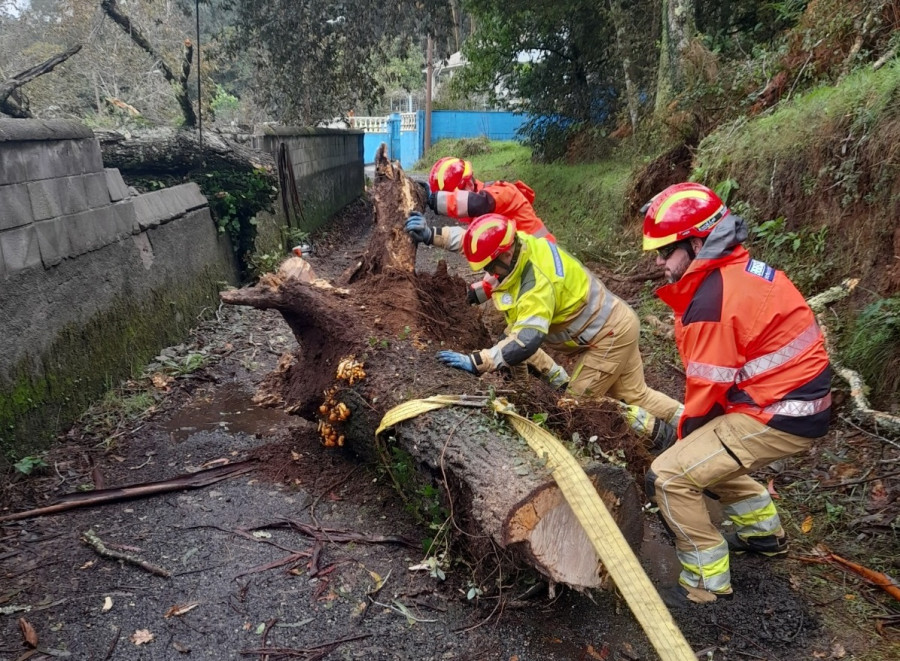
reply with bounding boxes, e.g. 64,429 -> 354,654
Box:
376,395 -> 697,661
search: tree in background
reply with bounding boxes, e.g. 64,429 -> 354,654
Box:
219,0 -> 454,124
454,0 -> 657,158
0,0 -> 215,126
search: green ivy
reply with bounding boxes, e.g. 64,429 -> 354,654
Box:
200,169 -> 277,278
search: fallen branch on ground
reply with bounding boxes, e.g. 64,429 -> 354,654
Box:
801,544 -> 900,602
0,461 -> 257,523
81,529 -> 170,578
259,519 -> 418,548
807,278 -> 900,438
239,632 -> 372,659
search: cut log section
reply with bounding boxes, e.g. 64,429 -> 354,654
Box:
388,405 -> 642,588
221,142 -> 643,590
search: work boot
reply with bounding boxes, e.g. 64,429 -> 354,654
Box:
648,418 -> 677,454
724,531 -> 789,557
659,583 -> 733,609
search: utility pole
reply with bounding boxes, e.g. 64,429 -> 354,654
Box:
195,0 -> 202,147
424,35 -> 433,152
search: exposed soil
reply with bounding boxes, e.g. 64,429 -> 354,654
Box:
2,193 -> 898,661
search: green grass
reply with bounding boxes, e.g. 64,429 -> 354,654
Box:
414,139 -> 639,267
693,58 -> 900,197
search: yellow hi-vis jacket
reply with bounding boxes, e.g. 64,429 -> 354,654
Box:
471,232 -> 620,373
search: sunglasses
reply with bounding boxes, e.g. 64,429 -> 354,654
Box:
657,243 -> 681,259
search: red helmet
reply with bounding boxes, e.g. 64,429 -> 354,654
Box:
463,214 -> 517,271
429,157 -> 474,192
642,182 -> 729,251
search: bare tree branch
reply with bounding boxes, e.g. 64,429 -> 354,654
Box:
0,44 -> 82,116
100,0 -> 196,127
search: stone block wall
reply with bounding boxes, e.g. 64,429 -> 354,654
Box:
251,126 -> 364,233
0,120 -> 239,458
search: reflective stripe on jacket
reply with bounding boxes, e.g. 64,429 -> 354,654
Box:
656,214 -> 832,439
474,232 -> 617,370
433,180 -> 556,242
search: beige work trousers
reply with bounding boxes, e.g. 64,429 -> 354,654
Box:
566,301 -> 682,423
650,413 -> 812,552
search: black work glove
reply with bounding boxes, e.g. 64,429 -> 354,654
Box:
404,213 -> 433,245
417,180 -> 435,210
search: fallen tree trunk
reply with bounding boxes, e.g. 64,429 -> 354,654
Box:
95,127 -> 275,180
388,405 -> 642,588
220,144 -> 642,589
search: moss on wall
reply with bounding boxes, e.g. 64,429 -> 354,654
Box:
0,266 -> 227,460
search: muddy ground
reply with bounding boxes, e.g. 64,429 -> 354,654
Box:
1,194 -> 898,661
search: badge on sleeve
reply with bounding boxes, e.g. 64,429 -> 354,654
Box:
746,259 -> 775,281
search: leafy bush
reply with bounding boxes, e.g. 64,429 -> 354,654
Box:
843,297 -> 900,409
200,168 -> 277,278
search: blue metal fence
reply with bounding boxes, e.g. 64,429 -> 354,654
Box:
356,110 -> 528,168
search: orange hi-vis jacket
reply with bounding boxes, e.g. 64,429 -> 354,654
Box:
656,214 -> 832,440
433,179 -> 556,242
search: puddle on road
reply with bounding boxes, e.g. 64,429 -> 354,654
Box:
160,386 -> 293,441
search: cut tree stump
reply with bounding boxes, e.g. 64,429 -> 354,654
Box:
221,143 -> 642,589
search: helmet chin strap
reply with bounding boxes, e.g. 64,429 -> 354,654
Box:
488,239 -> 521,283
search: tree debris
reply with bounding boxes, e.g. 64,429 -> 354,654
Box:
808,278 -> 900,437
18,617 -> 38,648
239,632 -> 372,659
0,460 -> 257,523
803,544 -> 900,603
81,529 -> 171,578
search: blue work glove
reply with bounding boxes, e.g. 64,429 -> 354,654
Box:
404,213 -> 433,246
417,180 -> 435,210
435,350 -> 478,375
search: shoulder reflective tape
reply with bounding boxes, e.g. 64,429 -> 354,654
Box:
515,315 -> 551,333
737,322 -> 821,382
548,242 -> 565,277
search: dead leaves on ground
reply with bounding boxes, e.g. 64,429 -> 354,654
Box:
164,602 -> 200,618
18,617 -> 37,648
130,629 -> 154,645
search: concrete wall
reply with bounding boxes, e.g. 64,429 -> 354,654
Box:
251,126 -> 365,233
0,120 -> 239,457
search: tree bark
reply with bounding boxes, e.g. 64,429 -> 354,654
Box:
390,405 -> 642,588
654,0 -> 695,115
220,143 -> 644,589
95,127 -> 275,180
608,0 -> 640,132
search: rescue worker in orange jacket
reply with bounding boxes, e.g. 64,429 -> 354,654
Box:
409,156 -> 555,306
641,183 -> 832,608
430,213 -> 684,441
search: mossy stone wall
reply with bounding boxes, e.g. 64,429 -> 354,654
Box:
0,119 -> 240,460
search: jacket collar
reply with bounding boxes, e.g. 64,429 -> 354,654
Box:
656,214 -> 749,311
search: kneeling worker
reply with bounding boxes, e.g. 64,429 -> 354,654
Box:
429,212 -> 683,444
641,183 -> 832,607
410,156 -> 555,305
